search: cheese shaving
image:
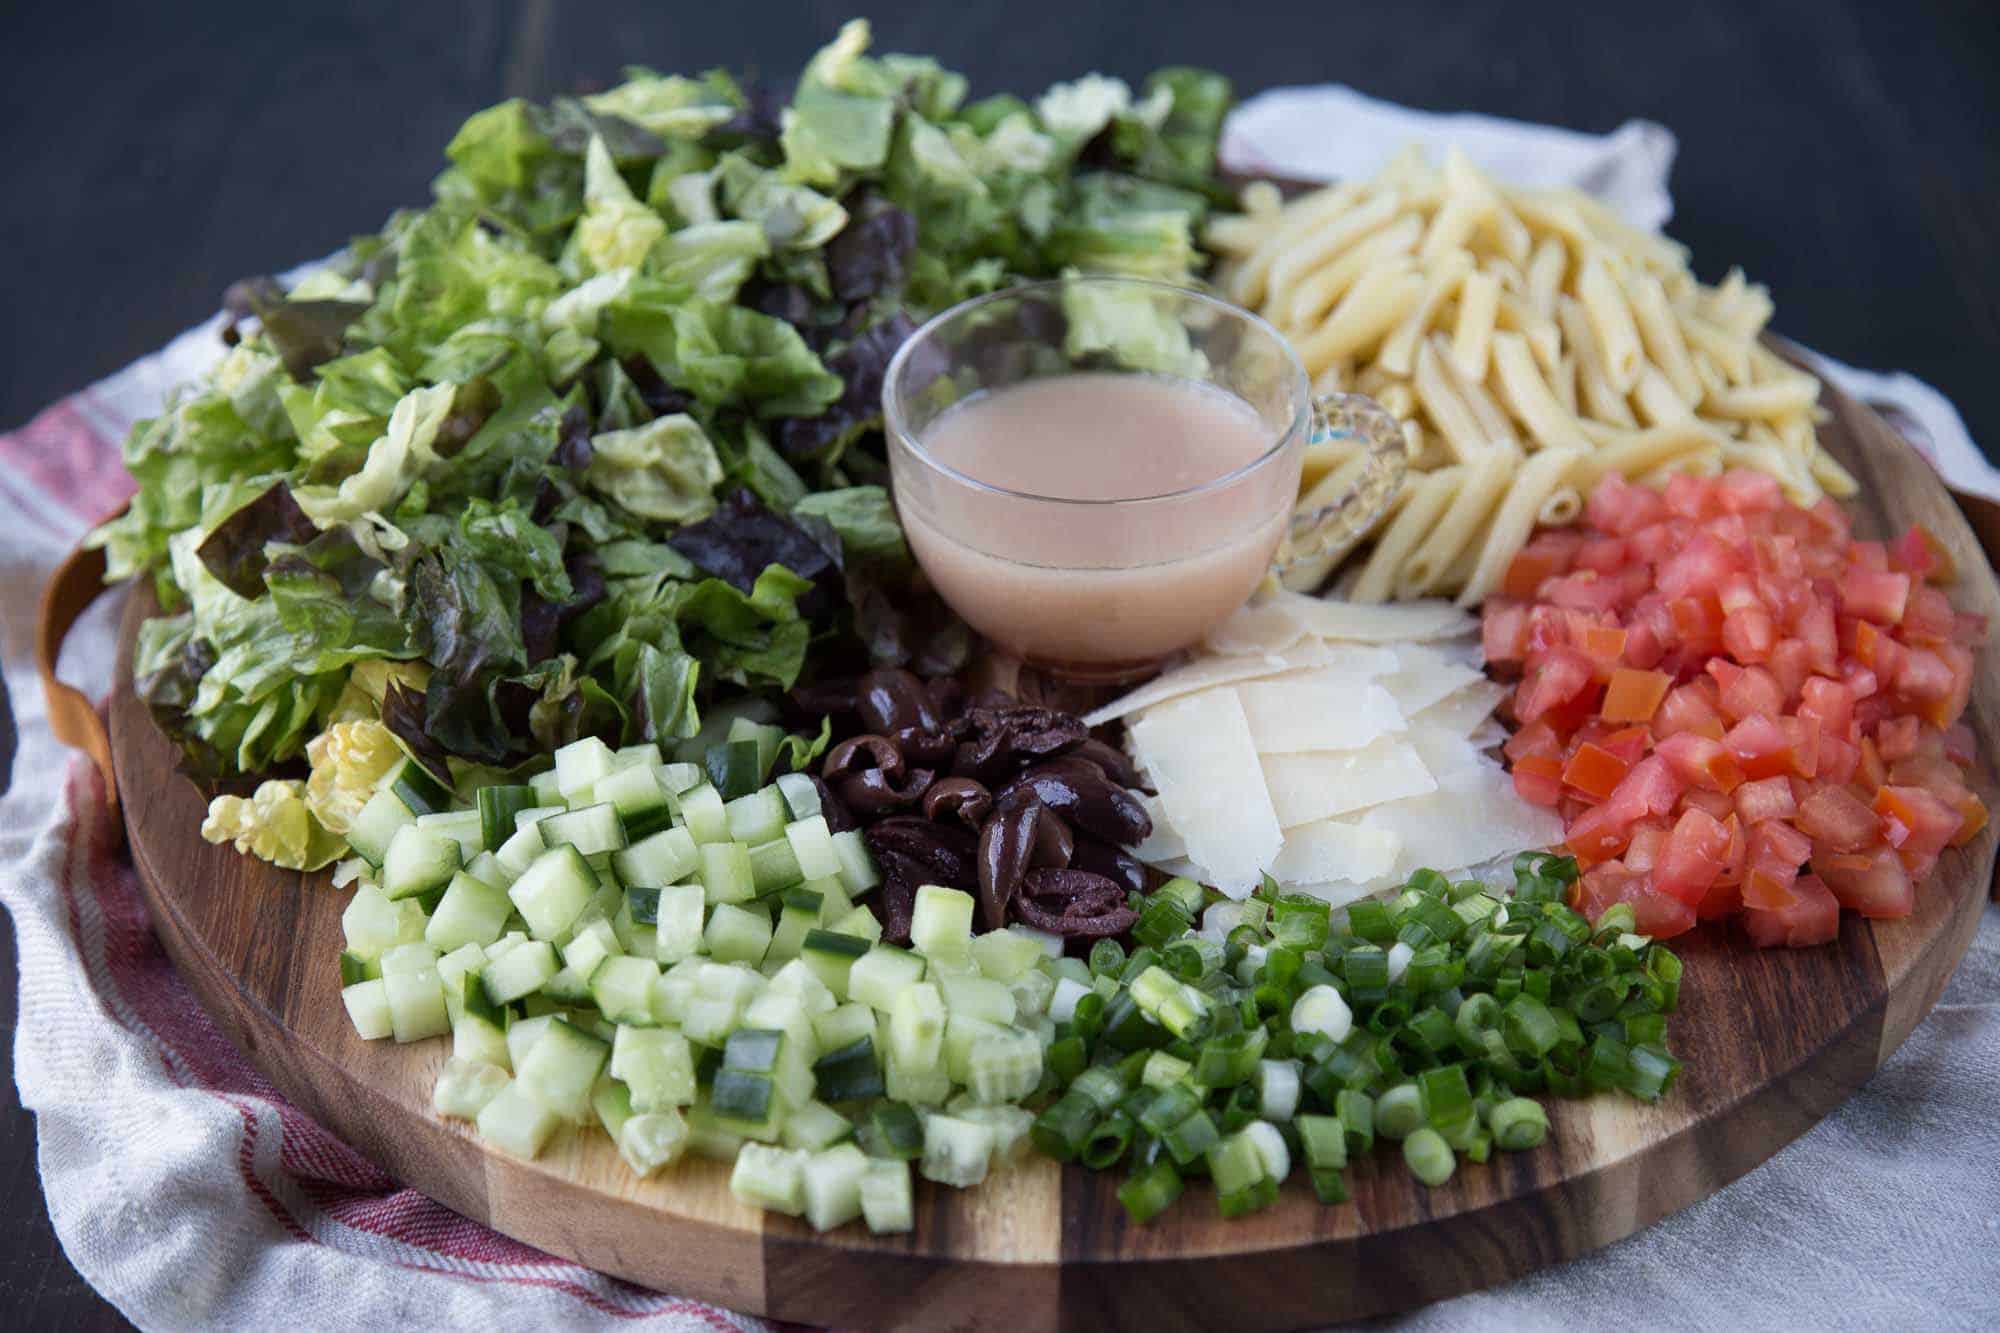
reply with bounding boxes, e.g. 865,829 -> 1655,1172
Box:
1128,690 -> 1281,897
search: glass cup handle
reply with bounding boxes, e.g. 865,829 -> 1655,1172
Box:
1276,391 -> 1408,579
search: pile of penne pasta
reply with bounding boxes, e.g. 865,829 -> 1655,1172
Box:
1209,147 -> 1854,606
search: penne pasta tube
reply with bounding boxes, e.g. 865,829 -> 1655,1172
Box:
1283,213 -> 1425,331
1571,421 -> 1724,486
1414,338 -> 1487,461
1809,445 -> 1860,498
1458,446 -> 1586,606
1495,291 -> 1562,374
1557,296 -> 1638,428
1705,377 -> 1821,421
1377,248 -> 1474,376
1351,466 -> 1462,603
1397,448 -> 1515,596
1450,269 -> 1501,383
1261,191 -> 1406,316
1676,307 -> 1751,383
1228,182 -> 1364,308
1492,332 -> 1593,453
1525,234 -> 1567,317
1577,251 -> 1645,391
1296,265 -> 1425,374
1632,364 -> 1695,426
1536,486 -> 1583,527
1627,271 -> 1702,403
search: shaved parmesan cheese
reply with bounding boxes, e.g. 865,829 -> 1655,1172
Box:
1465,719 -> 1511,750
1277,589 -> 1478,644
1360,769 -> 1566,882
1084,641 -> 1336,727
1379,644 -> 1485,716
1237,675 -> 1404,754
1408,727 -> 1487,784
1412,679 -> 1511,738
1269,820 -> 1401,885
1128,793 -> 1186,864
1129,690 -> 1281,897
1261,739 -> 1436,828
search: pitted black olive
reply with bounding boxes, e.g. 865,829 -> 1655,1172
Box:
857,667 -> 942,735
975,798 -> 1076,931
1012,867 -> 1137,938
823,734 -> 904,782
996,756 -> 1152,846
922,777 -> 993,829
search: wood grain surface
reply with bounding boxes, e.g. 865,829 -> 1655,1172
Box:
108,376 -> 1998,1331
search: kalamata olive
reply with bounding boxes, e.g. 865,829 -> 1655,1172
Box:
865,817 -> 979,943
790,677 -> 860,720
1068,834 -> 1147,897
1012,868 -> 1137,938
857,667 -> 942,735
823,734 -> 904,782
1072,736 -> 1149,791
922,777 -> 993,829
948,705 -> 1088,782
997,757 -> 1152,846
838,766 -> 936,815
975,799 -> 1076,931
804,773 -> 857,832
892,725 -> 957,769
925,676 -> 965,723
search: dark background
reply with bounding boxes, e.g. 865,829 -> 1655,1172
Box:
2,0 -> 1995,1324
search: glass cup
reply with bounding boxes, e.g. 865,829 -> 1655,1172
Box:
883,275 -> 1406,682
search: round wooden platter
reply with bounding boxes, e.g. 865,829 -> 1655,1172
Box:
108,376 -> 1998,1332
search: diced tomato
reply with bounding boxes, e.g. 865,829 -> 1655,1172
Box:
1944,723 -> 1978,768
1658,531 -> 1743,600
1794,783 -> 1880,853
1681,786 -> 1735,820
1561,743 -> 1631,801
1875,715 -> 1921,762
1663,472 -> 1717,521
1839,569 -> 1910,625
1585,474 -> 1668,535
1504,718 -> 1564,765
1742,873 -> 1840,948
1715,469 -> 1782,514
1573,863 -> 1696,937
1654,806 -> 1731,905
1951,792 -> 1989,847
1872,786 -> 1963,859
1504,531 -> 1585,600
1817,734 -> 1860,786
1515,646 -> 1597,725
1888,525 -> 1941,581
1724,714 -> 1794,780
1601,755 -> 1687,826
1599,726 -> 1651,765
1668,597 -> 1725,654
1735,776 -> 1798,825
1565,803 -> 1630,868
1654,682 -> 1726,741
1952,611 -> 1991,645
1796,677 -> 1854,742
1510,754 -> 1565,807
1654,731 -> 1745,793
1575,622 -> 1630,674
1903,585 -> 1958,643
1855,736 -> 1887,794
1779,714 -> 1821,779
1483,598 -> 1530,664
1715,664 -> 1785,722
1895,646 -> 1957,703
1814,847 -> 1914,919
1574,536 -> 1630,574
1624,822 -> 1669,873
1796,596 -> 1838,673
1600,668 -> 1672,724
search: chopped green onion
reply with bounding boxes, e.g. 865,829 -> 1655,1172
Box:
1402,1126 -> 1455,1187
1030,1094 -> 1097,1163
1336,1088 -> 1375,1156
1082,1111 -> 1136,1170
1375,1082 -> 1425,1140
1488,1096 -> 1549,1151
1117,1158 -> 1184,1224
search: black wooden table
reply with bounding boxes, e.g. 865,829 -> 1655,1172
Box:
3,0 -> 1996,1325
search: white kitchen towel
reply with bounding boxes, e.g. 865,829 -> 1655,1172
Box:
3,82 -> 1997,1333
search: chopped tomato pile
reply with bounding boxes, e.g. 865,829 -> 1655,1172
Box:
1483,469 -> 1989,948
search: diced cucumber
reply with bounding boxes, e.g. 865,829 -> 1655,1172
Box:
800,1142 -> 870,1231
783,816 -> 841,883
465,848 -> 516,890
774,771 -> 821,822
677,784 -> 729,844
618,1107 -> 690,1176
783,1100 -> 855,1153
508,845 -> 600,941
389,757 -> 453,816
939,973 -> 1017,1026
830,906 -> 883,945
379,941 -> 438,977
482,939 -> 558,1006
859,1158 -> 913,1233
513,1017 -> 609,1122
920,1113 -> 995,1188
673,697 -> 778,764
799,929 -> 870,1000
436,943 -> 488,1019
943,1013 -> 1007,1084
813,1003 -> 877,1053
415,809 -> 485,863
812,1036 -> 884,1102
425,871 -> 514,952
342,979 -> 393,1039
477,1081 -> 559,1158
339,950 -> 380,986
613,741 -> 662,770
730,1142 -> 807,1215
959,1103 -> 1037,1166
384,964 -> 450,1043
553,736 -> 617,801
697,842 -> 755,905
541,962 -> 596,1007
536,803 -> 627,857
727,716 -> 785,783
611,826 -> 699,892
725,787 -> 788,846
559,915 -> 622,977
341,882 -> 427,959
971,927 -> 1045,983
684,1095 -> 748,1161
594,763 -> 674,840
884,1043 -> 951,1107
765,959 -> 838,1014
1009,966 -> 1057,1020
612,1026 -> 697,1110
382,824 -> 463,903
505,1013 -> 556,1070
657,761 -> 703,794
706,738 -> 764,800
810,875 -> 853,925
705,902 -> 773,966
591,956 -> 660,1025
454,1009 -> 512,1069
831,828 -> 880,896
967,1029 -> 1043,1104
527,767 -> 563,806
477,785 -> 538,852
848,944 -> 927,1013
911,885 -> 975,963
348,788 -> 416,867
766,888 -> 823,966
747,837 -> 803,896
494,822 -> 547,880
888,983 -> 946,1070
433,1057 -> 510,1120
652,884 -> 708,964
712,1070 -> 783,1139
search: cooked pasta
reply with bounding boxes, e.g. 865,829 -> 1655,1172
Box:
1209,145 -> 1846,602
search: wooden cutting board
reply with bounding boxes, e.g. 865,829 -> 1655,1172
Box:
107,377 -> 1998,1331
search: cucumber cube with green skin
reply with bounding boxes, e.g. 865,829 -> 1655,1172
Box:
381,823 -> 463,902
512,1017 -> 609,1123
798,930 -> 870,999
830,829 -> 880,895
389,757 -> 453,816
341,979 -> 393,1040
938,973 -> 1017,1026
766,887 -> 824,966
970,928 -> 1045,983
889,983 -> 946,1070
432,1058 -> 510,1120
559,915 -> 623,977
481,939 -> 558,1006
477,1082 -> 560,1159
552,736 -> 617,801
920,1113 -> 995,1189
725,787 -> 789,846
347,788 -> 416,867
910,884 -> 975,963
705,902 -> 773,966
476,785 -> 539,852
591,955 -> 661,1025
435,942 -> 489,1021
384,965 -> 450,1043
748,837 -> 805,896
830,905 -> 883,945
812,1003 -> 877,1053
618,1109 -> 690,1176
859,1159 -> 913,1233
425,871 -> 515,953
967,1029 -> 1044,1104
415,809 -> 486,864
612,826 -> 700,889
801,1142 -> 871,1231
535,804 -> 628,857
783,1100 -> 855,1153
697,842 -> 756,905
765,959 -> 838,1015
729,1143 -> 807,1215
453,1011 -> 512,1070
653,884 -> 708,964
847,944 -> 926,1012
611,1026 -> 696,1110
677,785 -> 730,845
508,845 -> 600,941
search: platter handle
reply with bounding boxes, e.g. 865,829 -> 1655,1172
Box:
37,530 -> 120,825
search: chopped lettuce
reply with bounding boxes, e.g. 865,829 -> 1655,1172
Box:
585,414 -> 726,523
